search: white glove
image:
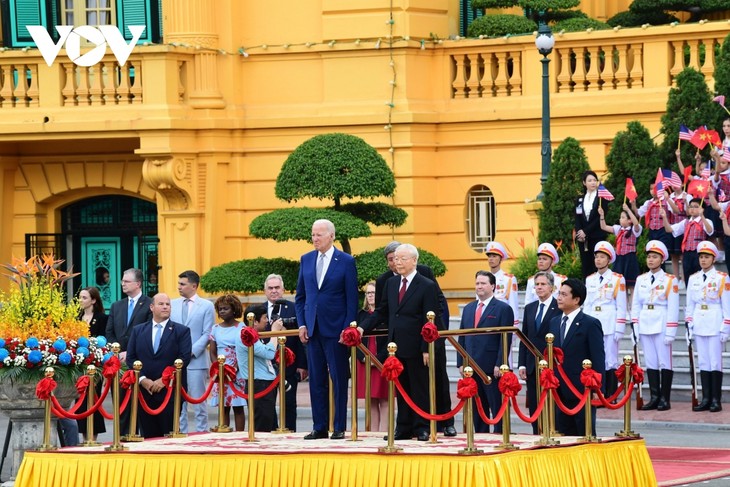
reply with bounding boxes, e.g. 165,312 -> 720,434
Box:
613,332 -> 623,343
664,335 -> 674,346
721,332 -> 729,343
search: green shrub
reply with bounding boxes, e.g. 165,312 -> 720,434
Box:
467,14 -> 537,38
508,248 -> 538,289
606,10 -> 679,27
200,257 -> 300,294
553,246 -> 584,280
355,247 -> 447,288
553,17 -> 611,32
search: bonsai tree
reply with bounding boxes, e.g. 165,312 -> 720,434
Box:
249,133 -> 407,255
538,137 -> 591,247
630,0 -> 730,23
602,121 -> 660,223
657,67 -> 716,168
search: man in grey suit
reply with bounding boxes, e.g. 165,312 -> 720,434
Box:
170,270 -> 215,433
104,268 -> 153,435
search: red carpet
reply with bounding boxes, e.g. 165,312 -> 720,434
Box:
649,446 -> 730,486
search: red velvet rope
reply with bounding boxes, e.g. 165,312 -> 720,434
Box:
181,378 -> 216,405
540,368 -> 560,390
511,389 -> 549,424
421,323 -> 439,343
474,394 -> 508,425
161,366 -> 175,387
341,328 -> 361,347
551,388 -> 589,416
392,378 -> 466,421
554,362 -> 583,399
382,356 -> 403,381
137,385 -> 175,415
209,363 -> 237,381
56,377 -> 112,417
75,376 -> 90,395
456,377 -> 478,400
274,347 -> 296,368
592,382 -> 634,409
498,372 -> 522,398
35,377 -> 57,401
98,388 -> 132,420
228,375 -> 280,400
102,356 -> 121,379
617,363 -> 644,384
120,370 -> 137,390
240,327 -> 259,347
580,368 -> 603,390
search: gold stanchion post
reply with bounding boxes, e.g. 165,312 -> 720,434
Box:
348,322 -> 360,441
426,311 -> 438,444
122,361 -> 144,442
537,359 -> 559,446
578,359 -> 601,443
379,342 -> 402,453
274,337 -> 290,434
458,367 -> 483,455
365,348 -> 372,432
211,355 -> 232,433
246,312 -> 257,442
616,355 -> 640,438
36,367 -> 57,452
545,333 -> 561,437
81,365 -> 100,446
166,359 -> 187,438
497,365 -> 517,451
105,342 -> 128,452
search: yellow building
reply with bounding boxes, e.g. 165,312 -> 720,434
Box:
0,1 -> 727,307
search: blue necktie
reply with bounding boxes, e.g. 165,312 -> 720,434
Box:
535,303 -> 545,329
152,324 -> 163,353
127,298 -> 135,326
182,298 -> 190,322
560,315 -> 568,344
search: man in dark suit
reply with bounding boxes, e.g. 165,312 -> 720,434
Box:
104,268 -> 153,435
358,243 -> 443,441
295,219 -> 358,440
549,278 -> 605,436
518,271 -> 561,434
126,293 -> 192,439
457,271 -> 513,433
265,273 -> 307,432
374,241 -> 455,436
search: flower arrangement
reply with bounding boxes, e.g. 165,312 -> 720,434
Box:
0,255 -> 111,383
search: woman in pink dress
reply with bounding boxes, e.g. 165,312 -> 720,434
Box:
356,282 -> 389,431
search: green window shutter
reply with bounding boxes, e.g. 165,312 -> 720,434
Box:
116,0 -> 161,44
460,0 -> 483,37
1,0 -> 51,48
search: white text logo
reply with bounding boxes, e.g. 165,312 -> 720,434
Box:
28,25 -> 146,67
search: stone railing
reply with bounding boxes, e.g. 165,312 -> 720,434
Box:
447,22 -> 730,99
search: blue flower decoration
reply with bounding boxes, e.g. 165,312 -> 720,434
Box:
0,338 -> 5,348
0,349 -> 8,361
102,352 -> 113,363
28,350 -> 43,364
96,336 -> 108,348
52,339 -> 67,353
76,347 -> 89,358
58,352 -> 72,365
26,337 -> 39,349
77,337 -> 90,348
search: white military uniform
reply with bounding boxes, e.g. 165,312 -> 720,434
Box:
584,269 -> 627,370
493,268 -> 520,328
685,267 -> 730,372
524,270 -> 566,307
631,269 -> 679,370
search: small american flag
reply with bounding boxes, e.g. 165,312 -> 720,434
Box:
701,167 -> 712,179
598,184 -> 614,201
679,125 -> 694,141
655,180 -> 666,200
661,169 -> 682,188
723,150 -> 730,163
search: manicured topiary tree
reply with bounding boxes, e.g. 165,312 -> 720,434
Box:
553,17 -> 611,32
602,121 -> 660,223
200,258 -> 300,294
630,0 -> 730,23
249,133 -> 407,255
657,68 -> 716,168
606,10 -> 679,27
467,0 -> 582,38
467,14 -> 536,37
538,137 -> 591,247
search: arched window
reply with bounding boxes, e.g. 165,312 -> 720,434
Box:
465,185 -> 495,252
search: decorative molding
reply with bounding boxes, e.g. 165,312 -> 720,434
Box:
142,157 -> 195,211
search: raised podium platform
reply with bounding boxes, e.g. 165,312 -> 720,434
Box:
14,431 -> 655,487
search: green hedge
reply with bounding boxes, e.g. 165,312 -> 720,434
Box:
467,14 -> 537,38
553,17 -> 611,32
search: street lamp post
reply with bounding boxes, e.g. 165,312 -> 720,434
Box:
535,12 -> 555,201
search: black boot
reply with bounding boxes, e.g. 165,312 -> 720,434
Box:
693,371 -> 712,411
710,371 -> 723,413
640,369 -> 660,410
657,369 -> 673,411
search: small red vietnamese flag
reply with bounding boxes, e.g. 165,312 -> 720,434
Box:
707,129 -> 722,148
687,179 -> 709,199
690,126 -> 711,150
654,167 -> 666,200
683,166 -> 693,186
625,178 -> 638,201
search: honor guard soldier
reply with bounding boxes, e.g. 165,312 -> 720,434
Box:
584,241 -> 627,400
524,243 -> 567,306
631,240 -> 680,411
485,242 -> 520,329
685,241 -> 730,412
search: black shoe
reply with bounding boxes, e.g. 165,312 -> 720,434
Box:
304,430 -> 328,440
443,426 -> 457,437
330,430 -> 345,439
656,398 -> 671,411
416,430 -> 429,441
710,400 -> 722,413
384,430 -> 413,441
693,399 -> 711,412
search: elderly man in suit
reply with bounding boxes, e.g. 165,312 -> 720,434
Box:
457,271 -> 514,433
549,278 -> 605,436
170,270 -> 215,433
518,271 -> 561,434
104,268 -> 153,436
126,293 -> 192,438
296,219 -> 358,440
358,243 -> 443,441
265,273 -> 307,431
374,241 -> 455,437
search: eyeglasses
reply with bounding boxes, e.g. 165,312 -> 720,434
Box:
365,291 -> 376,295
393,256 -> 414,263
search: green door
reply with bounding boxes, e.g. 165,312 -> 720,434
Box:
81,237 -> 121,311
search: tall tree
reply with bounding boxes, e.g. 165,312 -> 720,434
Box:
538,137 -> 591,247
712,33 -> 730,130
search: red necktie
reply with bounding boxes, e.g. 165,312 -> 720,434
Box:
681,220 -> 698,252
474,302 -> 484,328
398,277 -> 407,304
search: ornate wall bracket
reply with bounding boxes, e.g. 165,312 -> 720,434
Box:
142,157 -> 195,211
